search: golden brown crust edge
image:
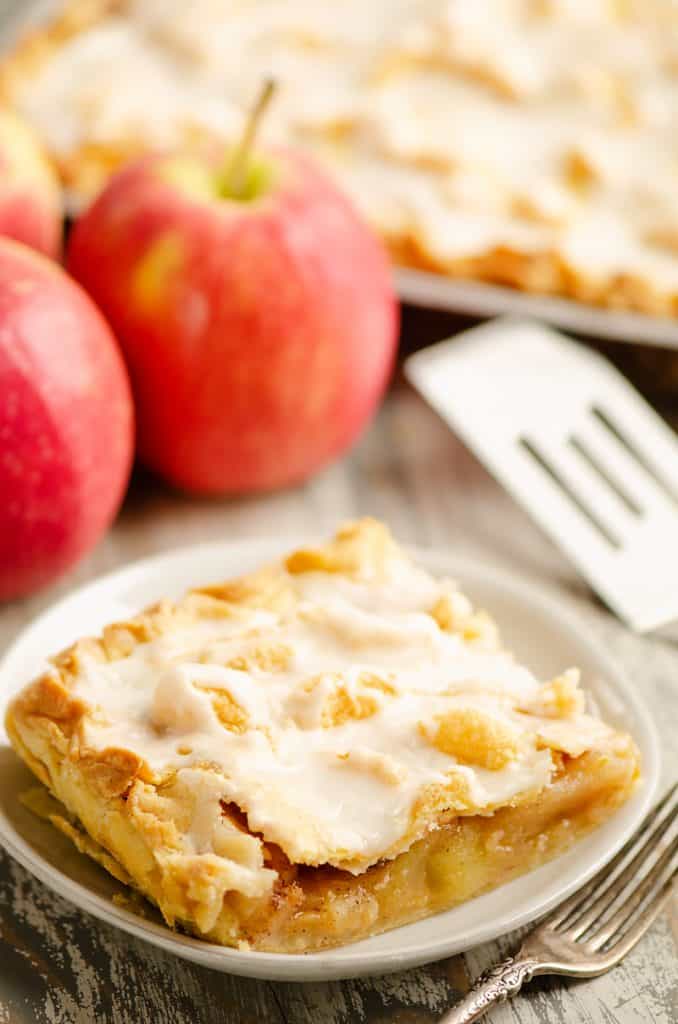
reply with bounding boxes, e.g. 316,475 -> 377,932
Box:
3,530 -> 371,948
7,698 -> 640,953
3,519 -> 642,952
387,236 -> 678,319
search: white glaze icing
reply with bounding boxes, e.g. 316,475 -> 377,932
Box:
69,552 -> 610,873
12,0 -> 678,292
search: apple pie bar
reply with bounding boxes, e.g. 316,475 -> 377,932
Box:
6,520 -> 640,952
5,1 -> 678,313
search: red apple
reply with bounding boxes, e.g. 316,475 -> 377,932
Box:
0,239 -> 134,601
0,109 -> 62,258
67,143 -> 398,494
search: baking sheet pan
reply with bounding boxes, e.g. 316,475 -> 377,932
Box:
395,269 -> 678,351
4,1 -> 678,352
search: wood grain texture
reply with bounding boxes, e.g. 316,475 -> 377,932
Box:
0,379 -> 676,1024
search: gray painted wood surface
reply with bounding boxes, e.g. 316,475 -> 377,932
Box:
0,379 -> 676,1023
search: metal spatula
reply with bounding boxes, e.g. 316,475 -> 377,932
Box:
405,317 -> 678,632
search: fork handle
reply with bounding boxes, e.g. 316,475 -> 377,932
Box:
439,956 -> 542,1023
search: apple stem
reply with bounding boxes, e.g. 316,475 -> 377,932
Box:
226,78 -> 277,198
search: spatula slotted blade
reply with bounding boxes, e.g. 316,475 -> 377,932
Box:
406,318 -> 678,632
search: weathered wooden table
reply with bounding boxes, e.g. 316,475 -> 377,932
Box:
1,368 -> 676,1023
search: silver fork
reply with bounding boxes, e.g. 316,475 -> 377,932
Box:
440,783 -> 677,1023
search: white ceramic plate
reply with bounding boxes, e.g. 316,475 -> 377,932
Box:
0,540 -> 660,981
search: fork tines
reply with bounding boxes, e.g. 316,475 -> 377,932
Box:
546,783 -> 677,956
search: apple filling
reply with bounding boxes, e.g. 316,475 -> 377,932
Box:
6,520 -> 641,951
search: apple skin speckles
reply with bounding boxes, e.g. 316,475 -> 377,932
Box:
67,145 -> 398,494
0,239 -> 133,600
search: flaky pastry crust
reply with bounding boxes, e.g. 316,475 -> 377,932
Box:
4,1 -> 678,316
6,519 -> 641,952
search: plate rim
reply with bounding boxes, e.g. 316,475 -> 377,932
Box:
0,538 -> 661,981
